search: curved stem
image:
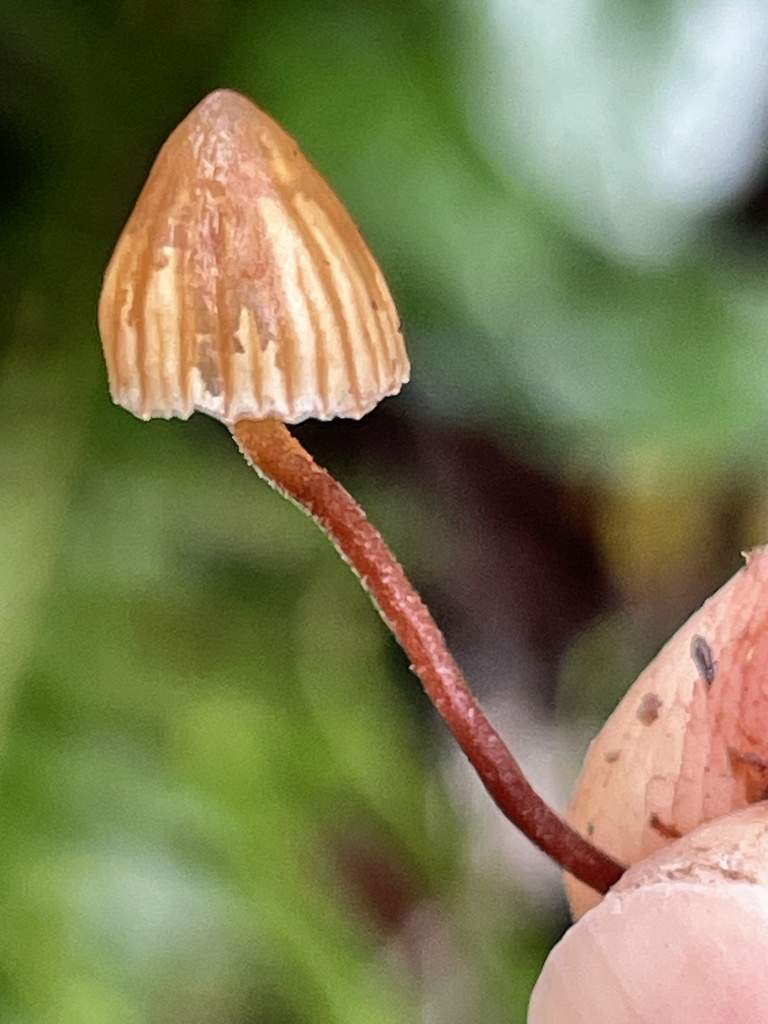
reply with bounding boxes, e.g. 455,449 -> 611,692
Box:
232,417 -> 624,894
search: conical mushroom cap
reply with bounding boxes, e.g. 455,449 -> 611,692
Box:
98,89 -> 409,424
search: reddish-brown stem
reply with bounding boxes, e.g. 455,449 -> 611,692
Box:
232,417 -> 624,894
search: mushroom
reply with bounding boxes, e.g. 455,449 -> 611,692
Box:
98,89 -> 408,425
97,88 -> 621,893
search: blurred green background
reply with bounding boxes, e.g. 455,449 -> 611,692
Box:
4,0 -> 768,1020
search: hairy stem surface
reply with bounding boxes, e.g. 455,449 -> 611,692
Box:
232,417 -> 624,893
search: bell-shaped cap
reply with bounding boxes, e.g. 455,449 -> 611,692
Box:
98,89 -> 409,424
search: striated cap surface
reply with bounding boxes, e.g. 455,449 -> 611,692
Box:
98,89 -> 409,424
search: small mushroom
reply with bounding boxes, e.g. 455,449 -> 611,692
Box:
97,89 -> 622,894
98,88 -> 409,424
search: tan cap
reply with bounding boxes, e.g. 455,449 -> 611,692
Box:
98,89 -> 409,424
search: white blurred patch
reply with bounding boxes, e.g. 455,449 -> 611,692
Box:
443,691 -> 579,909
457,0 -> 768,261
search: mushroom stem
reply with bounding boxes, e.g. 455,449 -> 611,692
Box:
232,416 -> 624,894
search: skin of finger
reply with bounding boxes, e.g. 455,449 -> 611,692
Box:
529,882 -> 768,1023
567,545 -> 768,916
